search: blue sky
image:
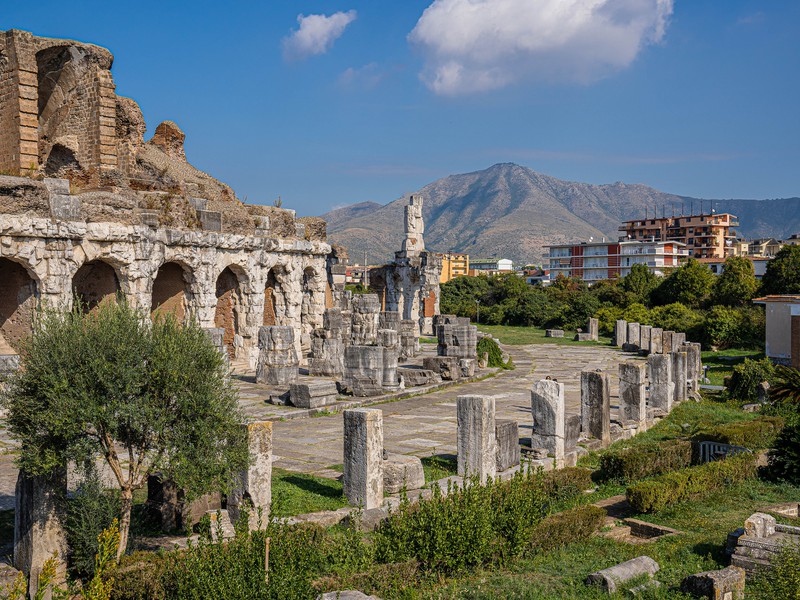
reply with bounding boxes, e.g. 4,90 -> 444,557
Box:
4,1 -> 799,216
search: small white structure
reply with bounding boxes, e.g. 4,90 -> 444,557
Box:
753,295 -> 800,367
471,258 -> 514,273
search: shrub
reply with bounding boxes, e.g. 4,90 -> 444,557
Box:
528,505 -> 606,553
626,453 -> 757,513
598,440 -> 693,484
477,336 -> 511,369
725,358 -> 776,402
697,416 -> 785,450
622,302 -> 650,326
648,303 -> 704,338
749,543 -> 800,599
541,467 -> 594,501
594,306 -> 624,336
768,423 -> 800,484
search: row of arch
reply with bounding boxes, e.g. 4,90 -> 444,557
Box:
0,257 -> 326,359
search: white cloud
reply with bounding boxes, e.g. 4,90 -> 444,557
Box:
408,0 -> 674,95
283,10 -> 357,61
338,63 -> 385,89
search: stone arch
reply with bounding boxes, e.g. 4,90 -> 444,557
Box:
263,266 -> 288,326
215,266 -> 244,358
151,262 -> 192,323
44,142 -> 81,177
0,258 -> 39,353
72,259 -> 120,313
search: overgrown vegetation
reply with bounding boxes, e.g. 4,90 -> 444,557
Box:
476,336 -> 512,368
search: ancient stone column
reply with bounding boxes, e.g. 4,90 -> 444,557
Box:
437,324 -> 477,358
495,420 -> 520,472
581,371 -> 611,445
648,353 -> 674,412
308,329 -> 344,378
351,294 -> 380,346
457,395 -> 496,484
344,346 -> 384,396
255,326 -> 298,385
530,379 -> 565,461
588,317 -> 599,341
14,469 -> 68,597
399,319 -> 419,359
626,322 -> 640,351
662,331 -> 675,354
682,342 -> 702,397
379,311 -> 401,333
378,329 -> 400,391
619,362 -> 647,427
614,319 -> 627,347
343,408 -> 384,509
671,350 -> 688,404
228,421 -> 272,526
673,332 -> 686,348
639,325 -> 652,354
650,328 -> 663,354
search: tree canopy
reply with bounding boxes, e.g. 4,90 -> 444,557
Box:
760,244 -> 800,295
711,256 -> 759,306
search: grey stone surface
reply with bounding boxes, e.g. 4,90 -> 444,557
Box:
0,354 -> 20,377
228,422 -> 272,525
459,358 -> 476,378
437,324 -> 478,359
422,356 -> 461,381
351,294 -> 381,346
546,329 -> 565,338
344,346 -> 384,397
343,409 -> 384,509
650,328 -> 663,354
203,327 -> 228,362
614,320 -> 627,347
639,325 -> 652,354
588,318 -> 599,341
396,367 -> 441,387
531,379 -> 565,460
671,351 -> 688,404
14,469 -> 68,596
378,333 -> 401,391
680,566 -> 745,600
379,311 -> 401,333
290,381 -> 339,408
745,512 -> 776,538
256,326 -> 298,385
586,556 -> 660,594
619,362 -> 647,426
648,353 -> 674,412
662,330 -> 675,354
457,395 -> 496,484
495,419 -> 520,471
626,322 -> 640,351
565,414 -> 581,450
383,454 -> 425,493
309,329 -> 345,378
682,342 -> 702,397
581,370 -> 611,445
399,319 -> 420,359
575,333 -> 594,342
317,592 -> 381,600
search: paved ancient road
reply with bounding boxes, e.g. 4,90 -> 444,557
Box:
271,343 -> 641,479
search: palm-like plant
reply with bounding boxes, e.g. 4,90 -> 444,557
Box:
771,365 -> 800,405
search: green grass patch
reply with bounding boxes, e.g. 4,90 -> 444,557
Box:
701,349 -> 764,387
421,454 -> 458,483
271,468 -> 348,517
477,325 -> 612,346
419,336 -> 437,344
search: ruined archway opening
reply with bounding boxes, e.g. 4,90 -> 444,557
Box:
72,260 -> 120,314
215,267 -> 242,359
0,259 -> 39,354
44,143 -> 81,177
151,262 -> 190,323
263,267 -> 286,327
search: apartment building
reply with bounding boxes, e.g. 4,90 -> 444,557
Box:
547,240 -> 689,283
470,258 -> 514,274
619,212 -> 738,259
436,252 -> 470,283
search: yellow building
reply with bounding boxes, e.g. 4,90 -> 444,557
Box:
437,252 -> 470,283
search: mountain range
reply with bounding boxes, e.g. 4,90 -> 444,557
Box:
321,163 -> 800,265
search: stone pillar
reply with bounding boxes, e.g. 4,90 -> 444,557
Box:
614,319 -> 627,347
530,380 -> 565,461
647,353 -> 674,412
580,371 -> 611,445
308,329 -> 344,377
343,408 -> 384,509
662,330 -> 675,354
351,294 -> 380,346
379,311 -> 401,333
457,395 -> 496,484
437,324 -> 477,358
682,342 -> 701,396
671,350 -> 688,404
588,317 -> 599,341
378,329 -> 400,390
228,421 -> 272,526
344,346 -> 384,396
14,469 -> 68,597
650,328 -> 663,354
626,322 -> 640,351
495,420 -> 520,472
255,326 -> 298,385
619,362 -> 647,427
639,325 -> 652,354
673,332 -> 686,347
399,319 -> 419,360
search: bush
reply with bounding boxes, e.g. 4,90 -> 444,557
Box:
594,306 -> 624,336
749,543 -> 800,599
528,505 -> 606,553
477,336 -> 511,369
725,358 -> 776,402
541,467 -> 594,501
768,423 -> 800,484
704,306 -> 766,350
626,453 -> 757,513
598,440 -> 693,484
648,303 -> 704,338
697,416 -> 785,450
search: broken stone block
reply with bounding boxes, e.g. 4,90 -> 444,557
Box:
147,474 -> 222,531
495,419 -> 520,472
436,324 -> 477,358
565,414 -> 581,450
650,327 -> 663,354
344,346 -> 384,397
662,330 -> 675,354
575,332 -> 594,342
399,319 -> 419,359
379,311 -> 401,333
422,356 -> 461,381
207,509 -> 235,542
614,319 -> 627,347
671,350 -> 688,404
0,354 -> 20,378
14,469 -> 68,597
744,512 -> 776,538
545,329 -> 564,338
648,353 -> 674,412
626,322 -> 640,351
619,362 -> 647,427
203,327 -> 228,363
586,556 -> 660,594
639,325 -> 652,354
256,326 -> 298,386
342,506 -> 390,533
290,381 -> 338,409
682,342 -> 702,396
588,317 -> 599,341
343,408 -> 384,509
459,358 -> 476,378
396,367 -> 441,387
308,329 -> 344,378
351,294 -> 381,346
757,381 -> 770,403
317,590 -> 381,600
680,566 -> 745,600
531,379 -> 565,461
581,370 -> 611,445
228,422 -> 272,526
383,454 -> 425,493
457,395 -> 496,484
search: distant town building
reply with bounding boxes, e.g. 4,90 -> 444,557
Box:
522,268 -> 550,286
470,258 -> 514,274
748,238 -> 785,258
619,212 -> 738,259
753,295 -> 800,368
436,252 -> 470,283
547,240 -> 688,283
699,257 -> 770,279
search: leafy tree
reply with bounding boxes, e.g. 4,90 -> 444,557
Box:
704,306 -> 746,349
622,303 -> 650,325
594,306 -> 624,336
1,302 -> 249,560
652,259 -> 715,308
619,264 -> 659,306
711,256 -> 759,306
760,244 -> 800,295
648,302 -> 704,335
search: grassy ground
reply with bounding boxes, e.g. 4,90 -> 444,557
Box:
701,349 -> 764,387
477,325 -> 612,346
421,454 -> 458,483
270,468 -> 348,517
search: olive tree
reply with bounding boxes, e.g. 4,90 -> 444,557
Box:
1,301 -> 249,560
